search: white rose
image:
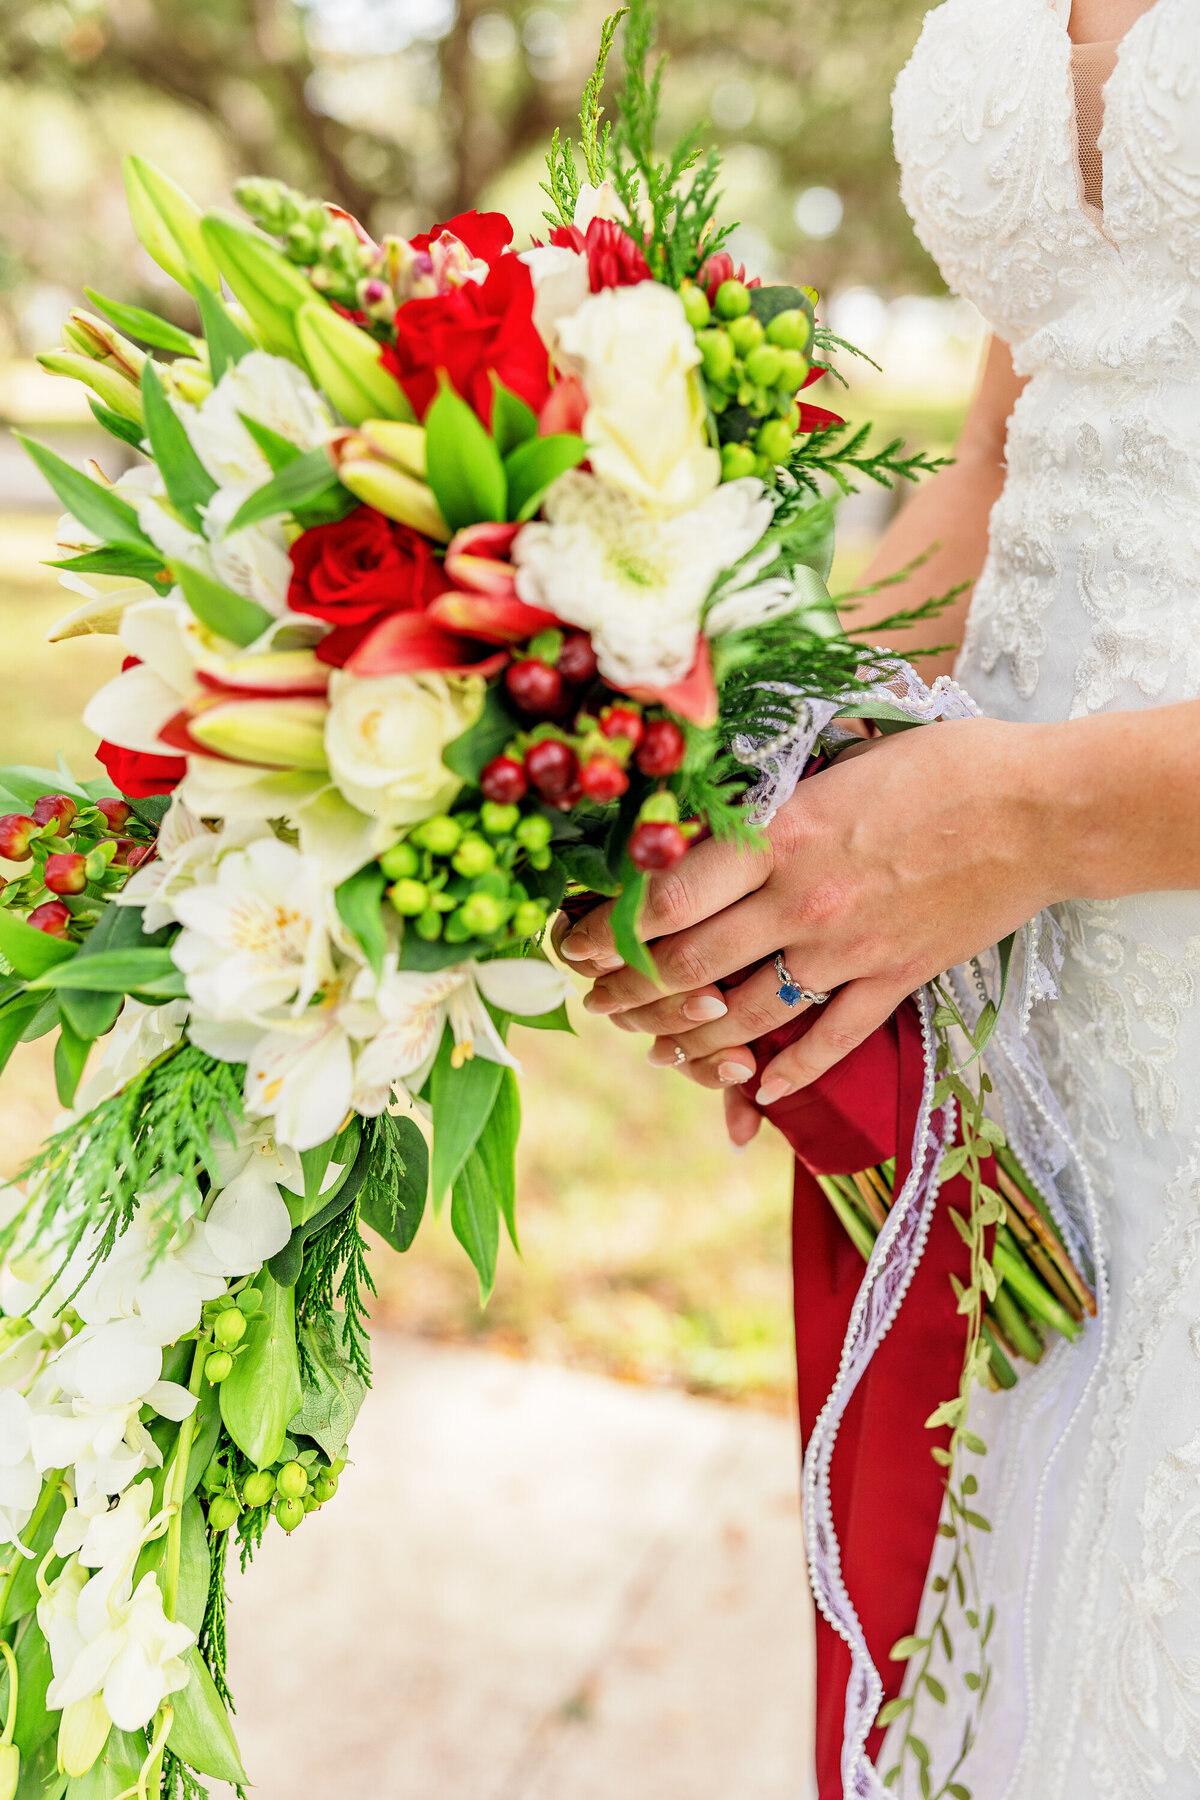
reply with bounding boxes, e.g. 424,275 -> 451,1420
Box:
521,244 -> 590,357
325,671 -> 484,826
557,282 -> 720,516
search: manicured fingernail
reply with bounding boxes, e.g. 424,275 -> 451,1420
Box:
728,1140 -> 747,1155
755,1077 -> 793,1106
560,933 -> 591,961
717,1062 -> 752,1084
582,990 -> 621,1015
683,995 -> 728,1023
647,1042 -> 685,1068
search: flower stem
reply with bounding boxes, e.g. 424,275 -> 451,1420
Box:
0,1468 -> 65,1636
146,1338 -> 209,1800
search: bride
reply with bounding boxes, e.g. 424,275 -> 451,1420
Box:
556,0 -> 1200,1794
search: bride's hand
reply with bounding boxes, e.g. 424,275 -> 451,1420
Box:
556,716 -> 1069,1112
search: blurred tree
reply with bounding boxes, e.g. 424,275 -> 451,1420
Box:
0,0 -> 938,353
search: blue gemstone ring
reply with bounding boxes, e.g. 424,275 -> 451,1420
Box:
774,954 -> 830,1009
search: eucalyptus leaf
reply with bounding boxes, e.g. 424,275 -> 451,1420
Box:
218,1273 -> 302,1470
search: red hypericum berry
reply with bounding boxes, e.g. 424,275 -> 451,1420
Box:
96,798 -> 133,831
27,900 -> 71,938
524,739 -> 578,799
600,705 -> 644,748
480,755 -> 529,804
43,852 -> 88,895
108,838 -> 152,870
636,719 -> 686,778
32,794 -> 77,832
557,633 -> 599,686
0,815 -> 38,861
505,659 -> 565,718
629,820 -> 688,872
554,781 -> 584,811
579,755 -> 630,803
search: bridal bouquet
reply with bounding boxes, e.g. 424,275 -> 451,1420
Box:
0,4 -> 1091,1795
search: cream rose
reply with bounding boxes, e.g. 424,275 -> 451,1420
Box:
324,670 -> 484,825
556,282 -> 720,516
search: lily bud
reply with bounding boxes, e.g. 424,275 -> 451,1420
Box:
0,1741 -> 19,1800
123,155 -> 220,291
57,1695 -> 110,1778
186,695 -> 330,769
159,357 -> 214,405
295,303 -> 413,425
36,352 -> 144,425
63,311 -> 146,382
199,209 -> 326,364
328,435 -> 450,543
349,419 -> 427,479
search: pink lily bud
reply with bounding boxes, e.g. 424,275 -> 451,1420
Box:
443,522 -> 523,597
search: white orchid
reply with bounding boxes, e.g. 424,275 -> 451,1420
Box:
513,469 -> 773,690
0,1391 -> 44,1548
45,1562 -> 194,1733
37,1559 -> 90,1683
171,836 -> 335,1024
28,1393 -> 165,1503
555,282 -> 719,515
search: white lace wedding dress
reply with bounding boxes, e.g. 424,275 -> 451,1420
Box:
881,3 -> 1200,1795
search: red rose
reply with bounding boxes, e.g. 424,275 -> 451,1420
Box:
381,256 -> 552,426
95,740 -> 185,799
550,219 -> 651,292
411,210 -> 514,265
288,507 -> 450,668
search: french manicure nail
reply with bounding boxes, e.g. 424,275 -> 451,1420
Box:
582,990 -> 620,1015
717,1062 -> 752,1084
683,994 -> 728,1023
756,1077 -> 793,1106
560,935 -> 592,961
728,1140 -> 748,1155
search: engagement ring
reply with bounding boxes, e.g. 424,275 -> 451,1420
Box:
774,954 -> 830,1009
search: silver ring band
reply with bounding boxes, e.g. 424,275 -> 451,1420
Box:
773,954 -> 830,1008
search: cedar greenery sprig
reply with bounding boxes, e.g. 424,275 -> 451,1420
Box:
541,7 -> 624,226
788,420 -> 951,498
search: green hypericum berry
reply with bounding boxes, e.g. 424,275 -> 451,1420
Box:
458,892 -> 506,937
415,907 -> 443,940
276,1461 -> 309,1500
514,814 -> 553,853
205,1351 -> 233,1384
388,878 -> 428,917
208,1495 -> 241,1532
695,327 -> 734,385
213,1309 -> 246,1348
714,278 -> 751,320
331,1456 -> 348,1476
727,314 -> 764,356
756,418 -> 795,463
765,307 -> 812,352
744,343 -> 784,387
528,846 -> 552,871
275,1496 -> 305,1533
512,900 -> 548,938
480,801 -> 520,838
243,1471 -> 275,1508
721,442 -> 758,481
412,814 -> 462,855
451,835 -> 495,877
303,1494 -> 321,1512
313,1474 -> 339,1503
680,281 -> 711,329
776,347 -> 809,390
236,1287 -> 263,1314
638,790 -> 680,824
380,841 -> 420,880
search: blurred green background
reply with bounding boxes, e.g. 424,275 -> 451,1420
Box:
0,0 -> 983,1411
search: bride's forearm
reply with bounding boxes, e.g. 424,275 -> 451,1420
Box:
1035,701 -> 1200,898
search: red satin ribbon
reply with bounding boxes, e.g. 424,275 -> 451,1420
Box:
752,1000 -> 975,1797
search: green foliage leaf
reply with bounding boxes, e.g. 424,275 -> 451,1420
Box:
219,1274 -> 302,1470
0,911 -> 76,980
442,682 -> 519,782
12,1615 -> 54,1756
268,1139 -> 368,1286
397,931 -> 490,971
491,382 -> 539,456
58,900 -> 162,1041
227,445 -> 348,533
14,437 -> 153,550
451,1146 -> 500,1302
84,287 -> 198,356
747,283 -> 816,332
86,397 -> 147,450
429,1027 -> 505,1207
609,856 -> 657,982
0,1001 -> 45,1081
47,544 -> 170,587
140,359 -> 217,531
54,1014 -> 89,1107
424,383 -> 507,532
135,1496 -> 209,1635
238,413 -> 303,472
358,1113 -> 428,1253
504,433 -> 587,522
63,1728 -> 146,1799
875,1696 -> 912,1728
558,842 -> 621,896
168,1645 -> 248,1785
182,1384 -> 222,1502
289,1311 -> 368,1460
17,1737 -> 67,1800
922,1672 -> 947,1704
192,281 -> 254,383
335,863 -> 387,979
472,1068 -> 521,1252
27,947 -> 185,998
173,560 -> 273,647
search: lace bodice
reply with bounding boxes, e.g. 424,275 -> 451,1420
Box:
893,0 -> 1200,378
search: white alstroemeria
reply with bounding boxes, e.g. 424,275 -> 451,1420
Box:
190,1004 -> 358,1154
0,1181 -> 66,1335
513,469 -> 773,690
116,798 -> 223,931
180,350 -> 331,489
81,596 -> 195,759
351,957 -> 571,1102
71,1000 -> 190,1117
171,836 -> 335,1023
46,1566 -> 194,1733
0,1390 -> 44,1548
200,489 -> 294,616
556,282 -> 719,514
324,671 -> 484,827
522,243 -> 590,358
